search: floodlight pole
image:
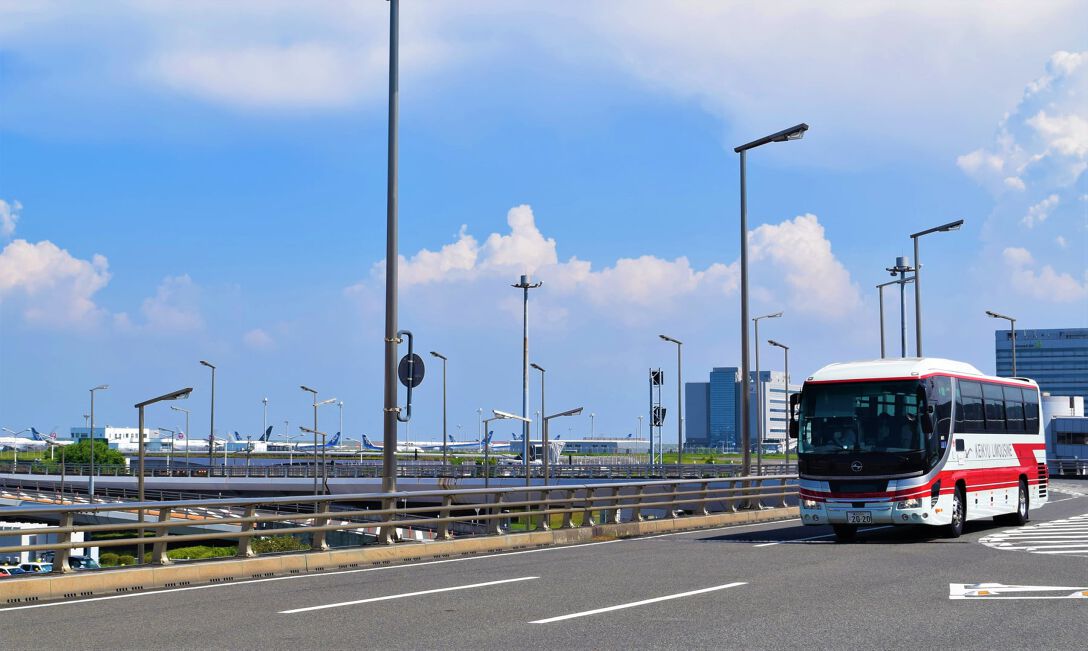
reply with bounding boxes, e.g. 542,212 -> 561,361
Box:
431,352 -> 448,464
513,275 -> 542,485
88,385 -> 108,503
734,122 -> 808,476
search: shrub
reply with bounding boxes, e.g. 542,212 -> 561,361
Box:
251,535 -> 307,554
99,552 -> 120,567
117,554 -> 136,566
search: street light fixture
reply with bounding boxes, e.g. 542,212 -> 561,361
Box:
530,362 -> 545,454
734,123 -> 809,476
542,407 -> 582,483
767,339 -> 791,465
135,387 -> 192,563
659,334 -> 684,464
910,219 -> 964,356
986,310 -> 1018,376
171,405 -> 191,469
430,351 -> 448,464
88,384 -> 109,503
483,410 -> 531,486
750,313 -> 781,474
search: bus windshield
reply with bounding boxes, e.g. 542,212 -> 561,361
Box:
798,380 -> 926,454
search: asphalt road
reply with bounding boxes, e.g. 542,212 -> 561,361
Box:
4,480 -> 1086,650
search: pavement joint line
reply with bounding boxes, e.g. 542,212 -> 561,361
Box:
530,582 -> 747,624
0,515 -> 798,613
753,525 -> 894,547
279,576 -> 539,614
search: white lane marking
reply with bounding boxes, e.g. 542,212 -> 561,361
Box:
980,513 -> 1088,558
753,525 -> 894,547
531,582 -> 746,624
280,576 -> 537,614
0,516 -> 799,613
950,583 -> 1088,600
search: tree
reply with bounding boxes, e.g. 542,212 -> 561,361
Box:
61,439 -> 126,466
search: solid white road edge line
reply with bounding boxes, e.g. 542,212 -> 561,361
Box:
280,576 -> 538,614
531,582 -> 746,624
0,517 -> 798,613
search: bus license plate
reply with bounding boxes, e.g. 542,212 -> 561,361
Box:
847,511 -> 872,524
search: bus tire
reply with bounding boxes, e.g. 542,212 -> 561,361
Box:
995,478 -> 1029,526
832,524 -> 857,542
944,485 -> 965,538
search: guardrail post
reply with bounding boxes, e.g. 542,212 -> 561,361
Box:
630,486 -> 644,522
311,500 -> 331,551
668,483 -> 680,518
236,506 -> 257,558
562,489 -> 575,529
50,512 -> 75,574
581,488 -> 595,527
727,479 -> 740,512
435,495 -> 453,540
378,497 -> 396,545
535,490 -> 551,531
487,493 -> 506,535
698,481 -> 710,516
151,507 -> 174,565
779,478 -> 790,508
603,487 -> 621,524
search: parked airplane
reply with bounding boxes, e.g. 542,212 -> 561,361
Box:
232,427 -> 275,452
31,428 -> 73,448
360,432 -> 492,453
297,432 -> 341,452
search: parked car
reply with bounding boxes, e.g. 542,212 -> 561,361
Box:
37,553 -> 101,571
0,566 -> 28,578
19,562 -> 53,574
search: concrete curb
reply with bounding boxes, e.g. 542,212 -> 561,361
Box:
0,506 -> 798,606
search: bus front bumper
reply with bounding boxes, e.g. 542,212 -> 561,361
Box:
800,500 -> 936,526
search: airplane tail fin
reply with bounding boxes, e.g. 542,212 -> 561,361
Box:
263,426 -> 273,442
627,433 -> 633,438
328,432 -> 341,447
362,434 -> 377,449
483,431 -> 494,446
234,431 -> 243,441
30,428 -> 43,441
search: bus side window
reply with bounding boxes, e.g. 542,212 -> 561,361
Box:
1024,389 -> 1040,434
1003,386 -> 1025,433
981,382 -> 1007,434
953,381 -> 964,432
959,381 -> 984,432
927,376 -> 953,437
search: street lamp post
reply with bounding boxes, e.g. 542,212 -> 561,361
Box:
159,427 -> 175,471
590,412 -> 595,437
876,277 -> 914,359
531,362 -> 545,460
750,313 -> 782,474
910,219 -> 964,356
512,275 -> 542,482
482,410 -> 531,488
659,335 -> 684,465
262,397 -> 269,440
135,387 -> 192,564
171,406 -> 190,470
430,351 -> 448,464
986,311 -> 1018,375
768,340 -> 790,466
88,384 -> 108,503
734,123 -> 808,476
381,0 -> 401,498
543,407 -> 583,484
199,360 -> 216,467
885,257 -> 915,357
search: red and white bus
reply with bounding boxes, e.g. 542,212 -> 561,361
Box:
789,358 -> 1048,541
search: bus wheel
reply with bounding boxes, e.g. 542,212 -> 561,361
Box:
832,524 -> 857,542
944,486 -> 965,538
996,479 -> 1029,526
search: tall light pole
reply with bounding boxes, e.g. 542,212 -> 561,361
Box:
262,397 -> 269,439
543,407 -> 582,484
659,335 -> 684,464
338,400 -> 344,437
589,412 -> 595,437
483,410 -> 530,487
430,351 -> 448,464
768,339 -> 790,465
910,219 -> 964,356
512,274 -> 542,479
531,362 -> 545,451
735,122 -> 808,476
135,387 -> 192,564
199,360 -> 216,467
381,0 -> 401,497
88,384 -> 108,503
986,310 -> 1017,375
885,257 -> 915,357
171,405 -> 190,469
750,313 -> 781,474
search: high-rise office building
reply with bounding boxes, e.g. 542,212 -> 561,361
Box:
684,383 -> 710,447
686,367 -> 800,450
995,328 -> 1088,397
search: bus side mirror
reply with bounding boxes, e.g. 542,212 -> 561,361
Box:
788,393 -> 800,439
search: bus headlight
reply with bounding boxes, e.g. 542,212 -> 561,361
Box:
802,499 -> 821,509
897,498 -> 922,510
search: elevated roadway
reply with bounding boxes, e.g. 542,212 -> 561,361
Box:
2,479 -> 1084,650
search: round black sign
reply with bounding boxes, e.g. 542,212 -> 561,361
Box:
398,353 -> 425,388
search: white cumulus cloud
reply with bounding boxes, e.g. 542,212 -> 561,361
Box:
1002,247 -> 1087,302
0,199 -> 21,238
1022,194 -> 1060,228
0,239 -> 111,326
139,274 -> 203,333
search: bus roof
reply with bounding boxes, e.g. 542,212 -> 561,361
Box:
806,357 -> 1037,387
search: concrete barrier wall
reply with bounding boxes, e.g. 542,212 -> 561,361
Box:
0,507 -> 798,606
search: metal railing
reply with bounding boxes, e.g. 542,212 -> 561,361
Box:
0,475 -> 797,574
1049,458 -> 1088,478
0,460 -> 796,481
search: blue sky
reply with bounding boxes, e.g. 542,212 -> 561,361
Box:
1,1 -> 1086,442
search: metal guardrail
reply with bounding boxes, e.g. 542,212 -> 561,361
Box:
1049,458 -> 1088,477
0,475 -> 797,574
0,461 -> 796,481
